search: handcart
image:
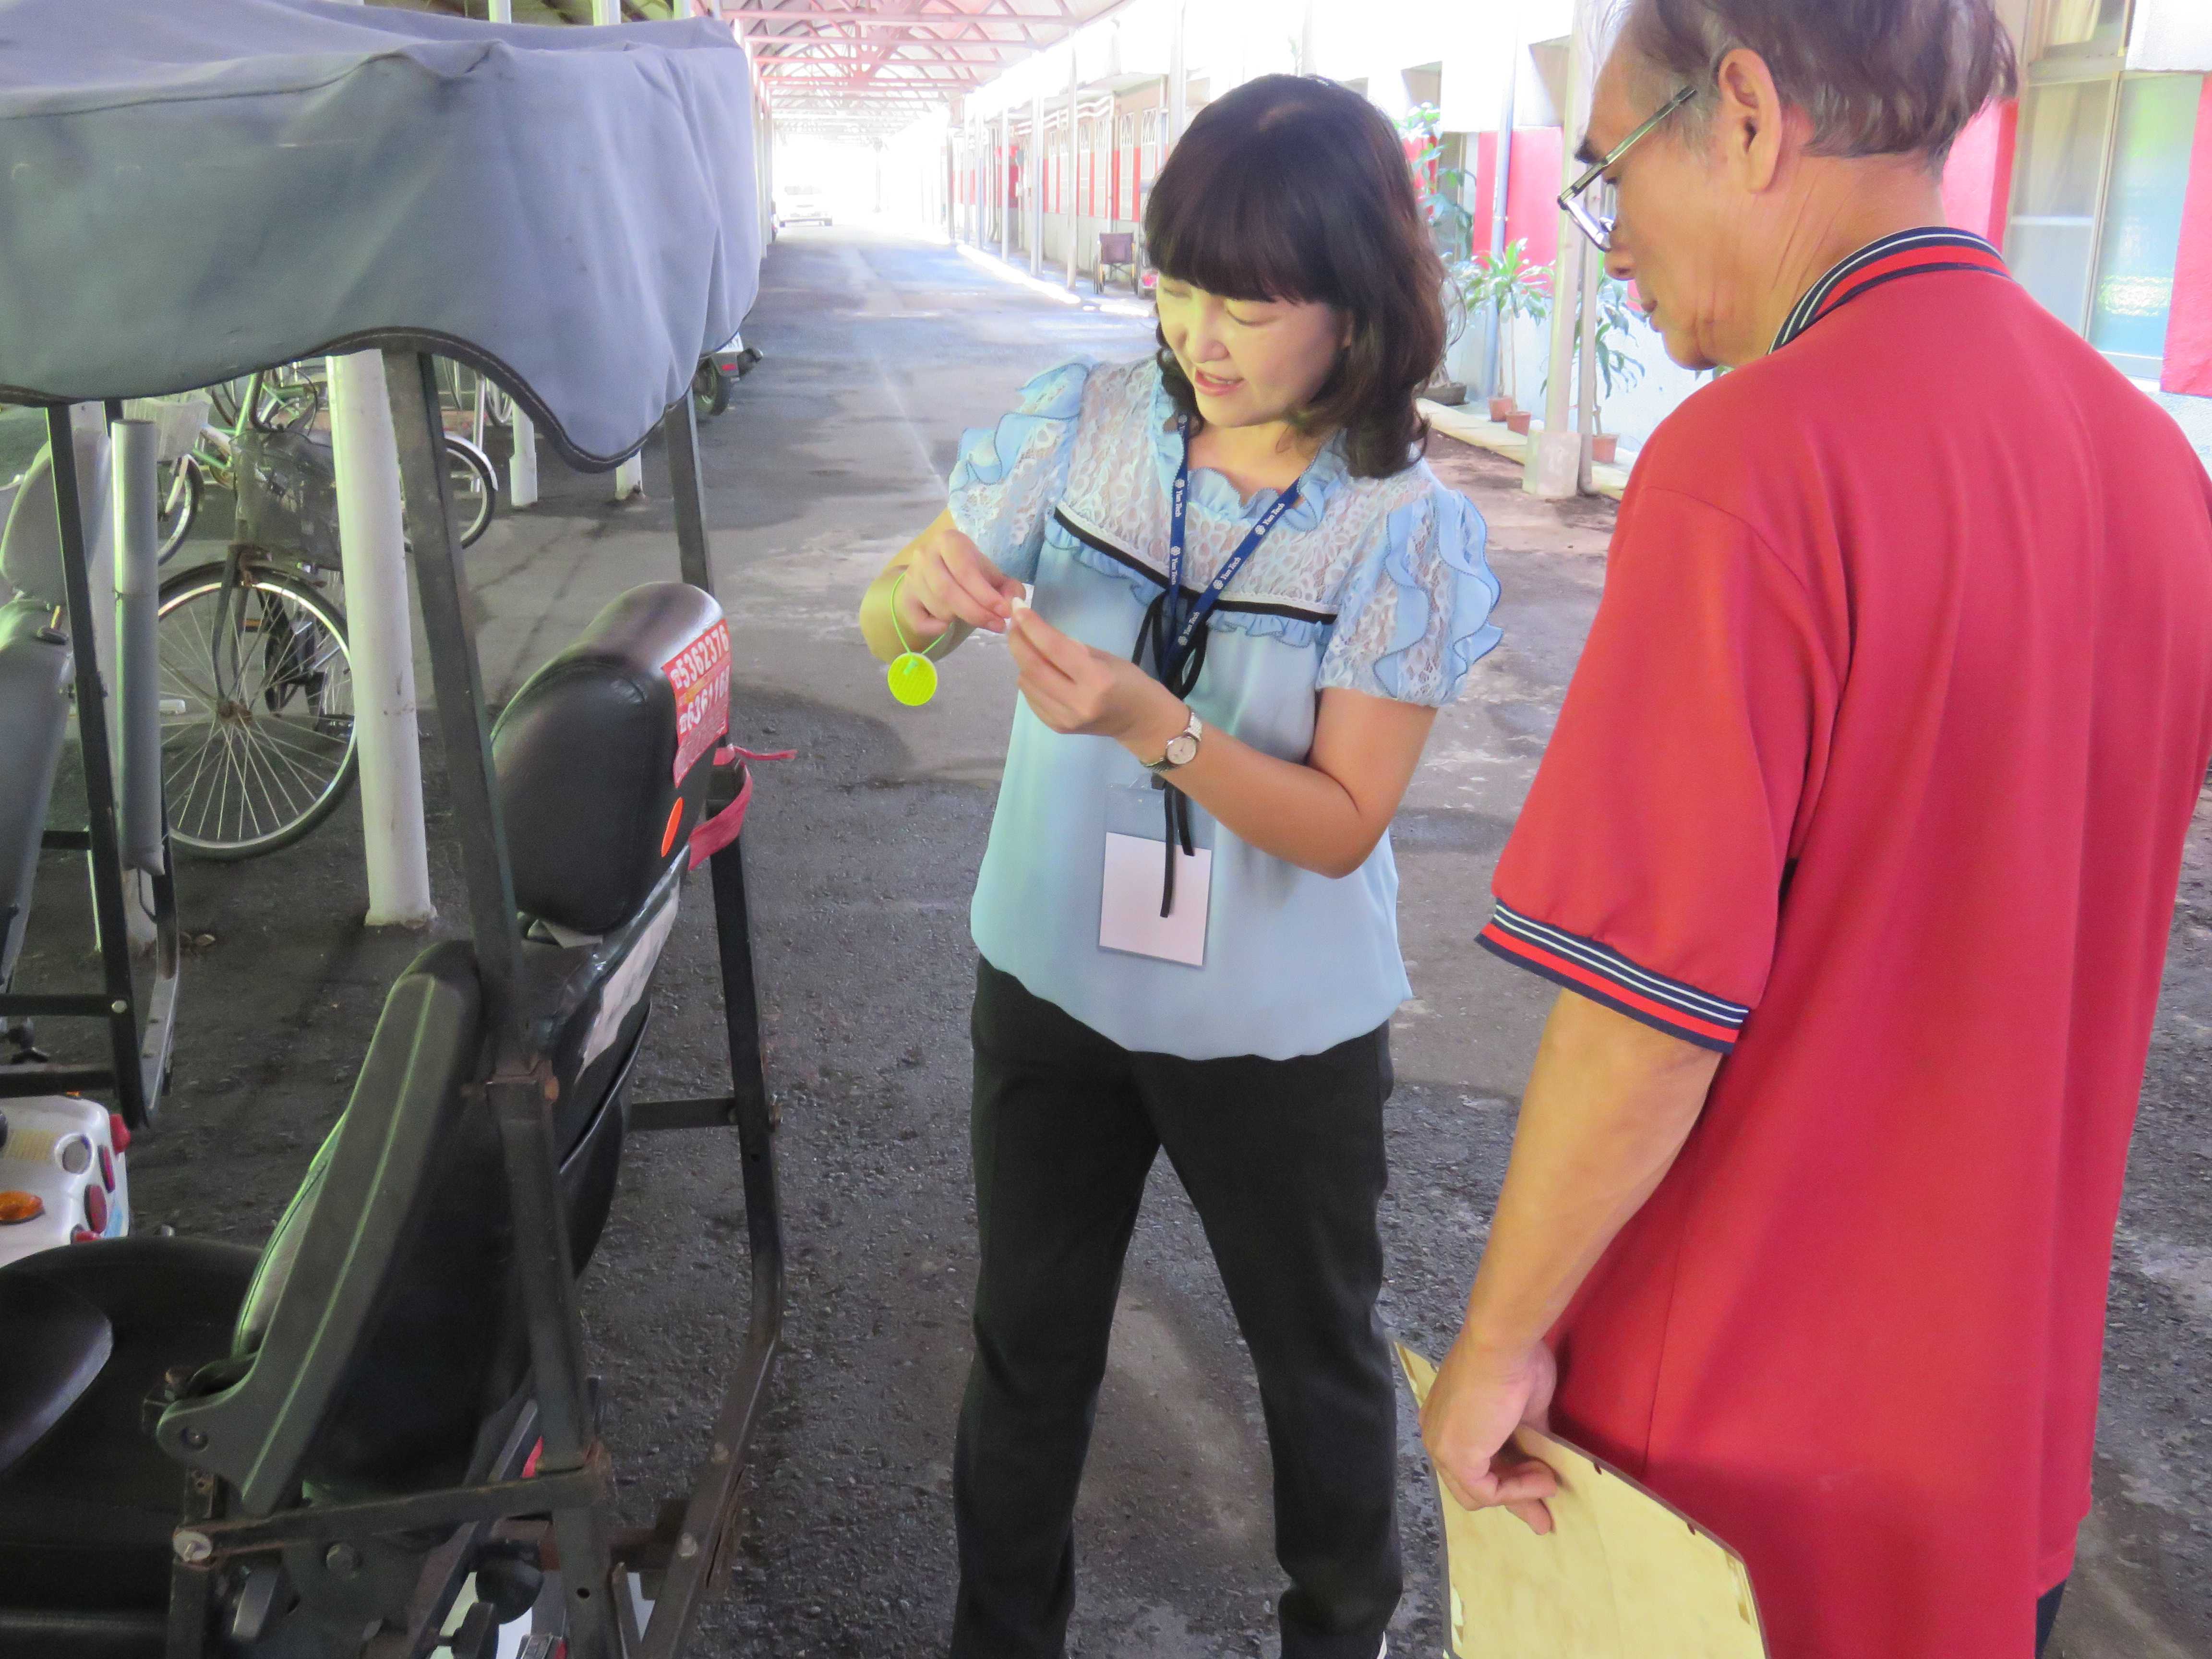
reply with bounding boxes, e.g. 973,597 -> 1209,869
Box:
0,1 -> 781,1653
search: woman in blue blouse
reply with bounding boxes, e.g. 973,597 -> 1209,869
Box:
858,76 -> 1500,1659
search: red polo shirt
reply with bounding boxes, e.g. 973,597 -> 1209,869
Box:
1480,230 -> 2212,1658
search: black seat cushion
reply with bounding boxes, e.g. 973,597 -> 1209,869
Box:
0,1238 -> 258,1612
0,1275 -> 111,1478
493,582 -> 727,935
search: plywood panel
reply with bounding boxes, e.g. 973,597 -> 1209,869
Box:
1396,1346 -> 1768,1659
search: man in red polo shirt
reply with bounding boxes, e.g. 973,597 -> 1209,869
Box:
1419,2 -> 2212,1656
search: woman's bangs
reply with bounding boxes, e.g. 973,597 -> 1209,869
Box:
1148,151 -> 1325,305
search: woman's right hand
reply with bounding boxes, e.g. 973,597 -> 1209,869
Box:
898,516 -> 1025,637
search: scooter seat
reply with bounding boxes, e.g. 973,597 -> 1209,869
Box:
0,1238 -> 258,1613
0,1275 -> 110,1478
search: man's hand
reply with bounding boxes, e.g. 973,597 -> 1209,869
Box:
1421,1335 -> 1562,1533
1005,606 -> 1186,755
899,517 -> 1026,638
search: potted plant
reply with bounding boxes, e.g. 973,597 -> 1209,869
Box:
1586,276 -> 1648,464
1404,105 -> 1477,405
1453,240 -> 1550,424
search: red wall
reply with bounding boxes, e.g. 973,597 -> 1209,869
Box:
1467,127 -> 1563,270
2164,79 -> 2212,397
1507,128 -> 1563,270
1941,99 -> 2018,243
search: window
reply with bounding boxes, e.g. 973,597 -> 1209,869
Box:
2005,1 -> 2206,377
2044,0 -> 2129,54
2090,74 -> 2201,374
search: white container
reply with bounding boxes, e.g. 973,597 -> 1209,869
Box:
0,1095 -> 132,1266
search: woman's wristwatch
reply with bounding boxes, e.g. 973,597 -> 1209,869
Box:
1144,709 -> 1203,774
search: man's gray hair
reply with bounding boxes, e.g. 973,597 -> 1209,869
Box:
1615,0 -> 2019,164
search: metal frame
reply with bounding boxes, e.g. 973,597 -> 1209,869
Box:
0,360 -> 784,1659
0,405 -> 181,1130
370,351 -> 785,1659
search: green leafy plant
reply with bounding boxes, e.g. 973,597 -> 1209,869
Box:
1587,276 -> 1649,434
1400,103 -> 1475,264
1451,240 -> 1551,410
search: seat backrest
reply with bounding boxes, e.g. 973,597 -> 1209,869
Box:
155,582 -> 732,1513
0,422 -> 110,610
0,600 -> 73,989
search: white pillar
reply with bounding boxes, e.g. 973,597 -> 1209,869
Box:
1000,108 -> 1012,261
1526,0 -> 1597,499
1576,236 -> 1602,493
1064,62 -> 1081,289
327,352 -> 434,927
507,408 -> 540,508
1030,87 -> 1045,276
1167,0 -> 1187,143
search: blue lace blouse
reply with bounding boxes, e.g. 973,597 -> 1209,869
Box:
951,356 -> 1501,1060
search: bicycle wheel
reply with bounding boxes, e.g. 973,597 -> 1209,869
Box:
444,438 -> 497,548
156,455 -> 202,564
156,564 -> 358,860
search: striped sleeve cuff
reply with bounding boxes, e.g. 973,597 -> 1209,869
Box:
1478,902 -> 1750,1053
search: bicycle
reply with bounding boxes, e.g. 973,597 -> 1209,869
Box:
158,361 -> 496,563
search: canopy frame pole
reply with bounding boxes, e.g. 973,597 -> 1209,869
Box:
664,394 -> 717,595
385,349 -> 622,1659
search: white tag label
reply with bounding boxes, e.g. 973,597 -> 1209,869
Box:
1099,831 -> 1210,967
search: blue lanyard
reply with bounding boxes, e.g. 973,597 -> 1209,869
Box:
1163,419 -> 1303,674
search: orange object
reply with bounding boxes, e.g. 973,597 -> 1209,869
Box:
0,1191 -> 47,1225
659,798 -> 685,858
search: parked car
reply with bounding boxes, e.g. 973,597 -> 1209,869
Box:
779,189 -> 832,228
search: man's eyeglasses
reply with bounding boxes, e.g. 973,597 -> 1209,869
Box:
1558,84 -> 1697,252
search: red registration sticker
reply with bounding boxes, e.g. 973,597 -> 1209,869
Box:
664,620 -> 732,783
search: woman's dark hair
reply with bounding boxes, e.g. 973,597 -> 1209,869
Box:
1143,75 -> 1444,480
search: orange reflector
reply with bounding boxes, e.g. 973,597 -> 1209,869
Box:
659,798 -> 685,858
0,1191 -> 46,1225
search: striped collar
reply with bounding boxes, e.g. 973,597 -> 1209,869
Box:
1771,227 -> 2009,352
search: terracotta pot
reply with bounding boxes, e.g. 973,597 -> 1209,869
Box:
1505,410 -> 1534,435
1487,396 -> 1515,422
1590,434 -> 1619,465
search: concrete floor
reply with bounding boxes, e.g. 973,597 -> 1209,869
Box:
13,225 -> 2210,1656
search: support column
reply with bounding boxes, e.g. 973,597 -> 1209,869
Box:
1526,0 -> 1596,499
1487,20 -> 1519,402
593,0 -> 645,501
1030,85 -> 1045,276
327,352 -> 434,926
1168,0 -> 1187,144
508,408 -> 541,508
1065,62 -> 1081,288
1000,108 -> 1012,262
1575,236 -> 1601,493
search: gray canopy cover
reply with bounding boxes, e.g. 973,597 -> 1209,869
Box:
0,0 -> 760,467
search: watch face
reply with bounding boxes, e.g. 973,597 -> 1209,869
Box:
1165,733 -> 1199,767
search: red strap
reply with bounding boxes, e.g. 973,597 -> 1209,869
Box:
689,765 -> 754,868
715,743 -> 795,766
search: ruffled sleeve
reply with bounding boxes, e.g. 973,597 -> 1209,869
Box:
1316,482 -> 1502,706
946,360 -> 1090,583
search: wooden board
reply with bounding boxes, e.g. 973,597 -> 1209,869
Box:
1395,1346 -> 1768,1659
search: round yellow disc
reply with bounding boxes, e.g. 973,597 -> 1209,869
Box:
888,651 -> 938,707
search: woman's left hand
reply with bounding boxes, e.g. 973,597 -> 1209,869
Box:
1005,606 -> 1186,756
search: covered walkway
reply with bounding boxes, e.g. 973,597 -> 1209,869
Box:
20,226 -> 2209,1656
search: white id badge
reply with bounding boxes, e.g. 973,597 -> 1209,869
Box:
1100,781 -> 1211,967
